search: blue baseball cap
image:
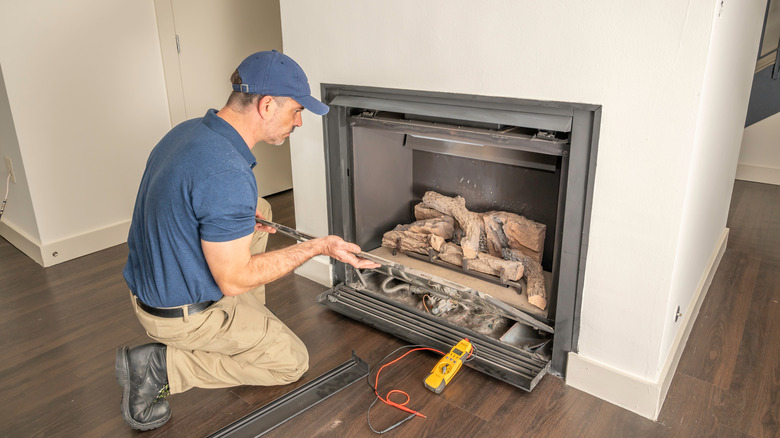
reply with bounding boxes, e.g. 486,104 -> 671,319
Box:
232,50 -> 329,116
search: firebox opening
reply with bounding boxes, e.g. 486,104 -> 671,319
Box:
351,109 -> 564,286
344,108 -> 565,359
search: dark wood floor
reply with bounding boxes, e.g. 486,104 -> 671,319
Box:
0,182 -> 778,437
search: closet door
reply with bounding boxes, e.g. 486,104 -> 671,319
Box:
155,0 -> 293,196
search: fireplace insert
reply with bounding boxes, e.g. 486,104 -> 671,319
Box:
316,84 -> 600,390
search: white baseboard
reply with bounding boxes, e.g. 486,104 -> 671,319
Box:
0,220 -> 43,265
566,228 -> 729,420
0,219 -> 130,267
566,353 -> 660,418
294,255 -> 334,287
735,163 -> 780,186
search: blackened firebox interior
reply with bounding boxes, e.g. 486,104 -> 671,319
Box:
337,108 -> 570,357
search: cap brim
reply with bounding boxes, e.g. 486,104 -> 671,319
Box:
296,95 -> 330,116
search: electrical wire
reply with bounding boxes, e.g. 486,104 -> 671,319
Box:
464,341 -> 477,362
366,344 -> 443,434
0,173 -> 10,221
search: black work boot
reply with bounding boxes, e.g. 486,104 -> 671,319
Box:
115,343 -> 171,430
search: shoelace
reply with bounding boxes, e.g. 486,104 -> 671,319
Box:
155,384 -> 170,401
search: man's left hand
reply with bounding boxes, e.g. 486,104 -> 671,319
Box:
255,210 -> 277,234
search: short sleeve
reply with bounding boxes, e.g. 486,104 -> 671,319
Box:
191,170 -> 257,242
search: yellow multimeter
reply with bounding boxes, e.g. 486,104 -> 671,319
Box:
424,339 -> 473,394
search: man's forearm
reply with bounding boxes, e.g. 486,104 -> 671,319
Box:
203,233 -> 377,297
246,239 -> 324,290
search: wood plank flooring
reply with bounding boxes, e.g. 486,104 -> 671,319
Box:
0,182 -> 778,437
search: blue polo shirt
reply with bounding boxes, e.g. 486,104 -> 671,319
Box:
123,109 -> 258,307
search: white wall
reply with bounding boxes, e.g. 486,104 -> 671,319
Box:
737,112 -> 780,185
154,0 -> 293,197
0,64 -> 38,254
280,0 -> 765,418
655,0 -> 767,415
0,1 -> 171,265
669,0 -> 767,362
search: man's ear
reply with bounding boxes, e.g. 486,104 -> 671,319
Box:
257,95 -> 276,119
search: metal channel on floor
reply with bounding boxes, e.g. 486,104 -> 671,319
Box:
207,352 -> 369,438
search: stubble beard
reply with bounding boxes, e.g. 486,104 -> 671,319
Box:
273,127 -> 294,145
264,125 -> 291,146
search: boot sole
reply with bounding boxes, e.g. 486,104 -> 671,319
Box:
116,347 -> 170,431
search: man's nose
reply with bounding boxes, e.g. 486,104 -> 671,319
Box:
294,112 -> 303,127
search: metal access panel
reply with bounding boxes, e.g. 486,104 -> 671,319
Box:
317,244 -> 554,392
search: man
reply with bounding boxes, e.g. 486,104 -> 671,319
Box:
116,50 -> 378,431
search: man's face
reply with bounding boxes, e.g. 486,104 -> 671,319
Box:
264,97 -> 304,145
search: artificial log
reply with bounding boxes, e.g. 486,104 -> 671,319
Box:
483,211 -> 546,264
422,191 -> 482,260
429,234 -> 446,252
414,203 -> 447,221
503,248 -> 547,310
437,243 -> 525,282
381,230 -> 439,255
396,217 -> 455,239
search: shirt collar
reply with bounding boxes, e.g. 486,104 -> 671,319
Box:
202,108 -> 257,169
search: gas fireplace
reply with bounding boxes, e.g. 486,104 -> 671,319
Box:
316,84 -> 600,390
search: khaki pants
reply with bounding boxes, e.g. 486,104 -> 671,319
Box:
132,198 -> 309,394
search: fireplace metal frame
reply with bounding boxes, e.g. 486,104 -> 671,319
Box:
320,84 -> 600,376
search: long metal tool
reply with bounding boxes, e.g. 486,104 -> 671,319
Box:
257,218 -> 553,333
256,218 -> 318,242
257,218 -> 375,260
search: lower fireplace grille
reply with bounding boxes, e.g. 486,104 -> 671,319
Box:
318,284 -> 550,391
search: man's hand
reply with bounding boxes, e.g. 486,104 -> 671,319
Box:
255,210 -> 276,234
317,236 -> 381,270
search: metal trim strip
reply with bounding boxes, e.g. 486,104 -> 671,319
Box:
331,95 -> 573,132
207,352 -> 369,438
